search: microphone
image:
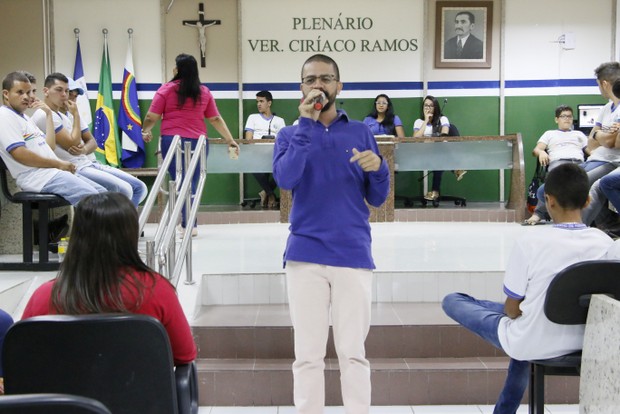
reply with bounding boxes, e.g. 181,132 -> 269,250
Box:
268,116 -> 274,136
313,95 -> 324,111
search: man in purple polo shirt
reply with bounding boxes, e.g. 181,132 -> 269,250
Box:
273,54 -> 390,414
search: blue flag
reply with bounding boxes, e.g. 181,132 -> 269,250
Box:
73,39 -> 92,128
118,37 -> 145,168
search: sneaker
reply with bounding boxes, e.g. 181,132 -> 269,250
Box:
424,191 -> 439,201
522,214 -> 542,226
258,190 -> 267,208
267,194 -> 278,209
177,225 -> 198,238
455,170 -> 467,181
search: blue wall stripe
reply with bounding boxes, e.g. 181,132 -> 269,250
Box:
86,82 -> 239,92
429,80 -> 499,89
89,78 -> 597,94
231,81 -> 423,91
504,78 -> 597,88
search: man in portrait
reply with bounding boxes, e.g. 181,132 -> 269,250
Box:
443,10 -> 484,59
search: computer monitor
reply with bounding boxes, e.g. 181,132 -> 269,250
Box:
577,104 -> 605,129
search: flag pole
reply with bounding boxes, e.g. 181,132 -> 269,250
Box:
74,28 -> 79,40
103,28 -> 108,49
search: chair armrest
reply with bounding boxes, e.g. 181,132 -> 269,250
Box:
175,361 -> 198,414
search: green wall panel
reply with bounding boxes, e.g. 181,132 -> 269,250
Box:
102,93 -> 605,206
505,94 -> 605,186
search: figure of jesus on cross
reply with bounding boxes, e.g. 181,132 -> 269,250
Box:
183,3 -> 221,67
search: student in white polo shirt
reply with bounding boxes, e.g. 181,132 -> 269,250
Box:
442,163 -> 613,414
0,71 -> 99,206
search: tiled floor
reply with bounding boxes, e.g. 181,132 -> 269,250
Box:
1,220 -> 578,412
197,404 -> 578,413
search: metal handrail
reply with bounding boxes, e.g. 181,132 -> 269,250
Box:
140,134 -> 207,287
138,135 -> 181,233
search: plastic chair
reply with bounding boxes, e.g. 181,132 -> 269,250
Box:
0,157 -> 70,271
0,393 -> 112,414
2,314 -> 198,414
528,260 -> 620,414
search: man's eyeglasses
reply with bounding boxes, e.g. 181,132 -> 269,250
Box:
301,74 -> 338,86
558,114 -> 573,119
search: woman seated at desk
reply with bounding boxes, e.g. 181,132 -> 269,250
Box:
413,95 -> 466,202
363,94 -> 405,137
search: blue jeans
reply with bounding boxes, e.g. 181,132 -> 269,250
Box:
431,171 -> 443,192
580,161 -> 617,225
160,135 -> 209,228
40,170 -> 101,206
534,161 -> 613,221
442,293 -> 529,414
599,166 -> 620,213
0,309 -> 13,376
80,162 -> 148,207
533,160 -> 578,219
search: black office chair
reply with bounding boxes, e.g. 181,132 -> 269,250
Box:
528,260 -> 620,414
0,393 -> 112,414
0,157 -> 70,270
2,314 -> 198,414
397,123 -> 467,208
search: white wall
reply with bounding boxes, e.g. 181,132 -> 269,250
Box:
241,0 -> 424,85
504,0 -> 613,94
52,0 -> 162,90
1,0 -> 618,100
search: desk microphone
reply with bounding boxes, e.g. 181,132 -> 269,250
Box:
268,115 -> 274,136
441,98 -> 448,113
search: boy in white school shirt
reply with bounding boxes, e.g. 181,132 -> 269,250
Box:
442,163 -> 613,414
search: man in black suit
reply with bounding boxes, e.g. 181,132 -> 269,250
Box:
443,11 -> 484,59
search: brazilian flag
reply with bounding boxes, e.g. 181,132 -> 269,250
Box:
93,38 -> 120,167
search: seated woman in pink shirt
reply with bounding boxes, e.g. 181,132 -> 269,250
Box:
22,192 -> 196,365
141,53 -> 239,237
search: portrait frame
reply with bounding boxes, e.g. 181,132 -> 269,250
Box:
435,1 -> 493,69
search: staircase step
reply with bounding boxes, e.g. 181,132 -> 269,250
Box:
193,325 -> 503,359
196,357 -> 579,406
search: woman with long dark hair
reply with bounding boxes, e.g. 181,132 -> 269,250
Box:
363,94 -> 405,137
141,53 -> 239,237
22,192 -> 197,365
413,95 -> 465,201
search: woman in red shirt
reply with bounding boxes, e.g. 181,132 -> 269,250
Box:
22,192 -> 196,365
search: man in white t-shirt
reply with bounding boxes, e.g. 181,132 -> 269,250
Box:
524,105 -> 588,225
0,71 -> 99,206
580,62 -> 620,227
596,78 -> 620,222
442,164 -> 613,414
244,90 -> 285,208
31,73 -> 147,207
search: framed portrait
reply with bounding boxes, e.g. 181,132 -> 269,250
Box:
435,1 -> 493,69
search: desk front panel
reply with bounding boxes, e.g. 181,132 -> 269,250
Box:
394,141 -> 513,171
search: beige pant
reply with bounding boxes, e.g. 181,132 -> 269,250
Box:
286,260 -> 373,414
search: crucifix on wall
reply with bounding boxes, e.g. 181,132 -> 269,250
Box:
182,3 -> 221,67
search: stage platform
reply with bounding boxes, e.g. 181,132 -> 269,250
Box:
0,220 -> 579,412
